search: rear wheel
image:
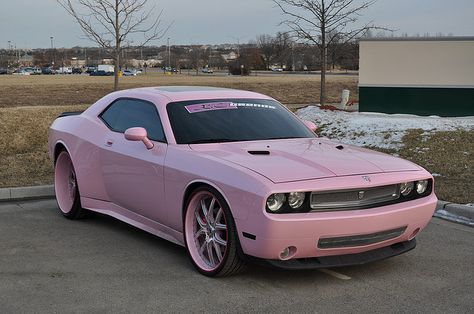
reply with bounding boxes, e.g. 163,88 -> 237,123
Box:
184,186 -> 245,277
54,150 -> 89,219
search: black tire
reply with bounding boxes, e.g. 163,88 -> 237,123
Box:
183,186 -> 246,277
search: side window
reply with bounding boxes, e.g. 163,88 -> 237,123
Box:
100,98 -> 166,142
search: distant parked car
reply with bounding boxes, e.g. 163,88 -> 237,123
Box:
202,68 -> 214,74
29,67 -> 42,75
163,66 -> 178,73
85,66 -> 97,74
41,67 -> 54,75
22,67 -> 37,75
98,64 -> 114,73
90,70 -> 114,76
122,69 -> 137,76
0,68 -> 8,75
72,67 -> 83,74
13,68 -> 31,75
271,67 -> 284,72
57,67 -> 73,74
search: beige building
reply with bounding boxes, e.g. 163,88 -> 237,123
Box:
359,37 -> 474,116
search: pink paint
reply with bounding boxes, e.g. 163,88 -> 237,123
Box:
124,127 -> 154,149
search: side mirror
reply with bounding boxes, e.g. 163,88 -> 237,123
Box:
124,127 -> 154,149
303,120 -> 317,132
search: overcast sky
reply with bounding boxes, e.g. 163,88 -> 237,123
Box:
1,0 -> 473,48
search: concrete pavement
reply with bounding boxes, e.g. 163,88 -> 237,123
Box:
0,199 -> 473,313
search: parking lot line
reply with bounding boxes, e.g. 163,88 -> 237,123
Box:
318,268 -> 352,280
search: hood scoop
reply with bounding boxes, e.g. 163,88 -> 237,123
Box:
248,150 -> 270,155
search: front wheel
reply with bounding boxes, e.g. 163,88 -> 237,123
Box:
184,187 -> 245,277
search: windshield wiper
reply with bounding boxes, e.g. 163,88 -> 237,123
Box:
188,138 -> 239,144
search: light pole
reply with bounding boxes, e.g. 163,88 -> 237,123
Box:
230,36 -> 244,60
7,41 -> 11,70
50,36 -> 55,67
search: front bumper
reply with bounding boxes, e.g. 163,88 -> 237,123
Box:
247,239 -> 416,270
238,193 -> 437,260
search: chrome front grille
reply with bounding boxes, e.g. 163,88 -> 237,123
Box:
310,184 -> 400,211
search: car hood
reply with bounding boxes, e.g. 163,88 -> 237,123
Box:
189,138 -> 421,183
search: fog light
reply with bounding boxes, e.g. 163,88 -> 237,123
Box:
288,192 -> 305,209
400,182 -> 414,196
279,246 -> 297,260
280,247 -> 290,259
416,180 -> 429,194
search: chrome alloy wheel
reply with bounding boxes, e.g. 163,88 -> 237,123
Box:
193,195 -> 228,268
68,168 -> 77,201
184,187 -> 246,276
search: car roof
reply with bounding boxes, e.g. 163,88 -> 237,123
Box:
115,86 -> 274,103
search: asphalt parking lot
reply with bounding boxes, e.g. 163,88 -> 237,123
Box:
1,199 -> 473,313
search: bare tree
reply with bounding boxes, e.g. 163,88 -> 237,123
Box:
57,0 -> 170,90
274,32 -> 293,68
257,34 -> 276,70
273,0 -> 387,105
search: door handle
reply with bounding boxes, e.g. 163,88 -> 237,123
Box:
105,139 -> 114,147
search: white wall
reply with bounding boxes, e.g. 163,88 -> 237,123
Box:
359,39 -> 474,88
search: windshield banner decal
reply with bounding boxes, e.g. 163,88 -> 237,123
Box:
185,102 -> 276,113
185,102 -> 237,113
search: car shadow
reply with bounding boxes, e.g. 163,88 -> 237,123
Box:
54,208 -> 412,282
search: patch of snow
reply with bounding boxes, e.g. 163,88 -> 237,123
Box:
297,106 -> 474,150
431,173 -> 442,177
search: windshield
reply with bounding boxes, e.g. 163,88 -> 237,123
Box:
167,98 -> 316,144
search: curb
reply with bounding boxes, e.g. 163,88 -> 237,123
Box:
0,185 -> 55,202
435,201 -> 474,227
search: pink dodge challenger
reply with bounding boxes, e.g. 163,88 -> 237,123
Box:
48,86 -> 437,276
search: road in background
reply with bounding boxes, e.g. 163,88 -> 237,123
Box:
1,199 -> 472,313
146,68 -> 358,79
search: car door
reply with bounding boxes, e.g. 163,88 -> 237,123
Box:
98,98 -> 168,224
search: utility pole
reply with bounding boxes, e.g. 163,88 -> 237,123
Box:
167,37 -> 171,69
292,42 -> 295,71
231,36 -> 245,75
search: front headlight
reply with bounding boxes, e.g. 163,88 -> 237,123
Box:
400,182 -> 414,196
266,193 -> 286,212
416,180 -> 429,194
288,192 -> 305,209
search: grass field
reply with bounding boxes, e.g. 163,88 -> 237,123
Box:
0,72 -> 358,108
0,73 -> 472,203
399,129 -> 473,203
